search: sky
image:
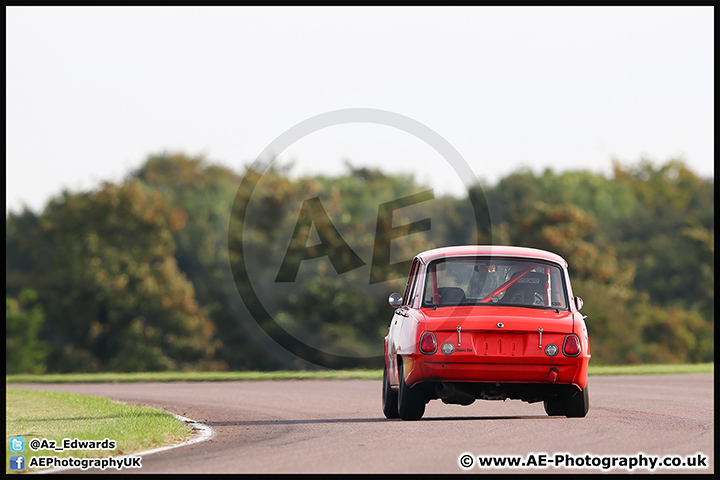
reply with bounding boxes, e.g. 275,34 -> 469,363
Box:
6,6 -> 715,214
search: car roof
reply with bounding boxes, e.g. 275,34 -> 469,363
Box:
415,245 -> 568,267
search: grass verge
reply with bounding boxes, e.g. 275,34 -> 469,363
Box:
5,389 -> 191,474
587,362 -> 713,375
4,363 -> 714,384
6,368 -> 384,384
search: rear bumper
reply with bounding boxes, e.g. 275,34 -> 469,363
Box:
405,354 -> 590,391
420,361 -> 578,383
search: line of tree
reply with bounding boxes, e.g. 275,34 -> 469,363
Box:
6,153 -> 714,373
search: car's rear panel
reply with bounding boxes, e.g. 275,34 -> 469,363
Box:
405,305 -> 588,388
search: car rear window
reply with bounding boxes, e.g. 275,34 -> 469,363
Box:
422,257 -> 568,310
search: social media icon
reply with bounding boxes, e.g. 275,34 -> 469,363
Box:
9,437 -> 25,452
10,455 -> 25,470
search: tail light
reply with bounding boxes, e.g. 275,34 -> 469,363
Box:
563,334 -> 581,357
420,332 -> 437,354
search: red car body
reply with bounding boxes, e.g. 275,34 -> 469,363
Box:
382,245 -> 590,420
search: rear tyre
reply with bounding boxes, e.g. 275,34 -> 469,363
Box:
543,396 -> 565,416
564,386 -> 589,418
382,363 -> 399,419
398,360 -> 425,420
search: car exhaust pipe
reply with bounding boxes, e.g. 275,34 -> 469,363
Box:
435,383 -> 475,405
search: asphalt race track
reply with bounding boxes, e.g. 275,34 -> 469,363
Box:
9,373 -> 714,474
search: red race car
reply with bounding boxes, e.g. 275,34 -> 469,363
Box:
382,245 -> 590,420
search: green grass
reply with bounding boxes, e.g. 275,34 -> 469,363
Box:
5,389 -> 191,474
5,368 -> 384,383
587,362 -> 713,375
5,363 -> 713,384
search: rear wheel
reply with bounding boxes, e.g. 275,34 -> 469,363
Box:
382,363 -> 399,419
564,385 -> 589,418
543,396 -> 565,416
398,360 -> 425,420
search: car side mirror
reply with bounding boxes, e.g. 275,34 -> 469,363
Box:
388,292 -> 403,308
574,296 -> 584,311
